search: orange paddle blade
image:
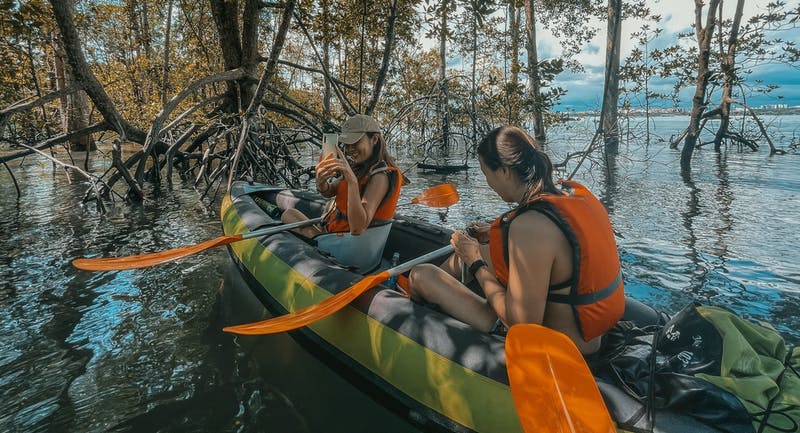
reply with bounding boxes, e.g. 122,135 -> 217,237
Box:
410,183 -> 459,208
223,271 -> 391,335
72,234 -> 243,271
506,324 -> 615,433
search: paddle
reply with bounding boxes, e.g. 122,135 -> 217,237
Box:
403,183 -> 459,208
72,183 -> 459,272
505,324 -> 616,433
72,217 -> 323,271
223,245 -> 454,335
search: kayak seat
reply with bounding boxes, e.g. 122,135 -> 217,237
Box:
315,223 -> 393,274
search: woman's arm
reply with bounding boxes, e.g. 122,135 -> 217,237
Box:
315,154 -> 340,198
469,212 -> 558,328
450,230 -> 509,325
345,172 -> 389,235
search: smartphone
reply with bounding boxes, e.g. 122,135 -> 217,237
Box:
322,133 -> 339,160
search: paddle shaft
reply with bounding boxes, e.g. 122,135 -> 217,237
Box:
242,217 -> 322,240
222,245 -> 454,335
387,245 -> 453,278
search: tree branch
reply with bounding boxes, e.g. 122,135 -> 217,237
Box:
276,60 -> 358,91
0,122 -> 109,164
134,68 -> 249,185
0,86 -> 82,129
13,140 -> 111,211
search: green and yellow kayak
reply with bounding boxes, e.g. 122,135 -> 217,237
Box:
220,181 -> 726,433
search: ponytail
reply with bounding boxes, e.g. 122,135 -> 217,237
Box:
477,125 -> 561,202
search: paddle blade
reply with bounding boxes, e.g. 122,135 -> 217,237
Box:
72,234 -> 243,271
506,324 -> 615,433
223,271 -> 391,335
410,183 -> 459,208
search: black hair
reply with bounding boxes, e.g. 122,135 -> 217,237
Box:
477,125 -> 562,201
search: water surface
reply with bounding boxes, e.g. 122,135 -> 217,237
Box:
1,115 -> 798,432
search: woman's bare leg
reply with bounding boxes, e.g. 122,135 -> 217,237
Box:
438,243 -> 494,283
408,263 -> 497,332
281,208 -> 323,238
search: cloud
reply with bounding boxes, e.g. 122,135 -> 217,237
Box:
545,0 -> 800,109
422,0 -> 800,109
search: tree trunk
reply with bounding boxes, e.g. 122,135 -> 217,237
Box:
209,0 -> 260,112
53,31 -> 69,126
125,1 -> 143,58
509,1 -> 519,88
49,0 -> 144,144
322,0 -> 331,117
365,0 -> 399,116
161,0 -> 174,106
141,0 -> 152,58
52,31 -> 95,151
25,34 -> 50,133
683,0 -> 721,173
227,0 -> 296,189
713,0 -> 745,151
601,0 -> 622,153
524,0 -> 545,141
470,8 -> 478,152
439,1 -> 450,154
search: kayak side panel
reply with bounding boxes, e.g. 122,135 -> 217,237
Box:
221,194 -> 523,433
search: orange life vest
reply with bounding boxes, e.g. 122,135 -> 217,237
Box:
323,162 -> 401,234
488,180 -> 625,341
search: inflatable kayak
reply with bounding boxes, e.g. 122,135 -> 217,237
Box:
220,181 -> 732,433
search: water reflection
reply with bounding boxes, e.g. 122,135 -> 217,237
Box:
680,169 -> 707,297
712,153 -> 733,259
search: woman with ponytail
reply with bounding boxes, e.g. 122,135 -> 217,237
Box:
408,126 -> 625,354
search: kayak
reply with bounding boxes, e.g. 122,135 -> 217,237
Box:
220,181 -> 725,433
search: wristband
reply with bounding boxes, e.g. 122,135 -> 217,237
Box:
468,259 -> 487,277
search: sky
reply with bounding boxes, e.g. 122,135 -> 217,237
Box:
435,0 -> 800,111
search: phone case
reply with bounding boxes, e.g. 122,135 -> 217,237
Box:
322,133 -> 339,159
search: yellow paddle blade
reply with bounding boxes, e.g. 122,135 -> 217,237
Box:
223,271 -> 391,335
72,234 -> 243,271
410,183 -> 459,208
506,324 -> 616,433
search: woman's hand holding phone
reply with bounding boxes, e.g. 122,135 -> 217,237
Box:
316,148 -> 355,188
320,147 -> 356,185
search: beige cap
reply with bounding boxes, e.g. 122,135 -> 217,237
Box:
339,114 -> 381,145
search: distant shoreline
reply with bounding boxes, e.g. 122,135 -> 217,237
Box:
558,106 -> 800,118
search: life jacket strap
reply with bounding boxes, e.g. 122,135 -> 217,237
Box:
547,271 -> 623,306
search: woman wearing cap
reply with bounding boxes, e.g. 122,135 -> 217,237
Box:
282,114 -> 402,240
406,125 -> 624,354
